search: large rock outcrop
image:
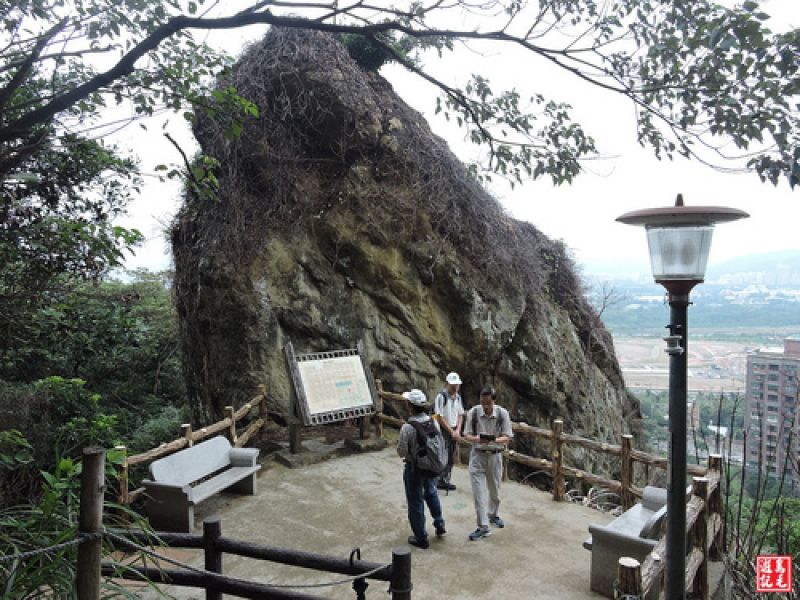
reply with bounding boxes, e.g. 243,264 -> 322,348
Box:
171,28 -> 639,460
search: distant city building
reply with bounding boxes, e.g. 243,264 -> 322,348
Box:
744,337 -> 800,488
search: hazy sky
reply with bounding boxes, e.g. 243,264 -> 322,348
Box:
113,1 -> 800,277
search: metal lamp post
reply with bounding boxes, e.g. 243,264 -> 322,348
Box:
616,194 -> 748,600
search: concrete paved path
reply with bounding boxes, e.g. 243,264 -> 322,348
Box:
135,446 -> 614,599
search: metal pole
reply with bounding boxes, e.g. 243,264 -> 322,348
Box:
389,546 -> 412,600
665,295 -> 689,600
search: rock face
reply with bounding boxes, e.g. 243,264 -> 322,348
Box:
172,28 -> 639,459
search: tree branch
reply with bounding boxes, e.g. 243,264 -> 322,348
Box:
0,18 -> 68,114
0,9 -> 591,143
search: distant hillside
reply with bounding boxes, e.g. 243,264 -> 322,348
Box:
706,250 -> 800,285
583,250 -> 800,286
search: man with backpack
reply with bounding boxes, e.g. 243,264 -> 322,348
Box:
463,385 -> 514,541
397,388 -> 447,549
433,372 -> 465,491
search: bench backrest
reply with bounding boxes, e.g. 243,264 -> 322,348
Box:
641,486 -> 667,511
150,436 -> 233,486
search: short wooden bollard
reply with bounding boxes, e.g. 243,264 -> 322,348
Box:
204,518 -> 223,600
616,556 -> 642,599
390,546 -> 412,600
77,447 -> 105,600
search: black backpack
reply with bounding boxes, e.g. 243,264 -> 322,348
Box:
407,419 -> 448,478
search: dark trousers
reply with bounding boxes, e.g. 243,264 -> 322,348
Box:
437,428 -> 457,485
403,463 -> 444,542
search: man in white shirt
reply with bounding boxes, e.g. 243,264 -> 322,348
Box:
433,372 -> 465,491
463,385 -> 513,541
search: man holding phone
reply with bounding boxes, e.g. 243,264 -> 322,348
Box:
463,385 -> 513,541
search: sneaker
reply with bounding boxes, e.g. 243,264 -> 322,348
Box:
468,527 -> 491,541
436,482 -> 450,490
407,535 -> 429,549
435,524 -> 447,538
445,483 -> 457,491
490,515 -> 505,528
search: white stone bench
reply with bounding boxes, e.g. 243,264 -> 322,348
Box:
143,436 -> 261,532
583,486 -> 668,599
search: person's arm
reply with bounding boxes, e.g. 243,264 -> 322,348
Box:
433,394 -> 454,435
452,411 -> 463,440
397,424 -> 410,459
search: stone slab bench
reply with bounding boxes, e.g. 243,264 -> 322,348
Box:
583,485 -> 668,599
143,436 -> 261,532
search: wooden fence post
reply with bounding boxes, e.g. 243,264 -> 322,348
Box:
616,557 -> 642,599
691,477 -> 710,599
225,406 -> 237,444
204,517 -> 223,600
375,379 -> 385,439
77,447 -> 105,600
551,419 -> 565,501
115,445 -> 128,505
390,545 -> 412,600
359,414 -> 370,440
707,454 -> 724,559
258,384 -> 268,443
621,434 -> 634,510
181,423 -> 193,448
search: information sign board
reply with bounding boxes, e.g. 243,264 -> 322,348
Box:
285,342 -> 377,426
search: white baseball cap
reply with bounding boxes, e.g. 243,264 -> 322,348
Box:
446,372 -> 462,385
402,389 -> 428,407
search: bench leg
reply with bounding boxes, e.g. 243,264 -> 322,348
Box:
148,501 -> 194,533
227,473 -> 257,495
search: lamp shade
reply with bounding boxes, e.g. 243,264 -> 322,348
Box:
646,225 -> 713,280
617,195 -> 749,286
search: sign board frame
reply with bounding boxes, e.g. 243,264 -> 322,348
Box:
284,341 -> 378,426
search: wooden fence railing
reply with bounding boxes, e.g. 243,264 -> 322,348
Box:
616,455 -> 724,599
373,380 -> 708,509
374,380 -> 725,599
115,388 -> 268,505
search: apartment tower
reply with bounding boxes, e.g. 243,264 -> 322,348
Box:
744,337 -> 800,487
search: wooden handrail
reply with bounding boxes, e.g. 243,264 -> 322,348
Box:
619,454 -> 725,600
376,382 -> 709,502
377,382 -> 725,598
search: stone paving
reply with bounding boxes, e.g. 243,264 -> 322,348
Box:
133,443 -> 621,599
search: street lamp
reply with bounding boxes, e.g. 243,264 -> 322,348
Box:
616,194 -> 748,600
